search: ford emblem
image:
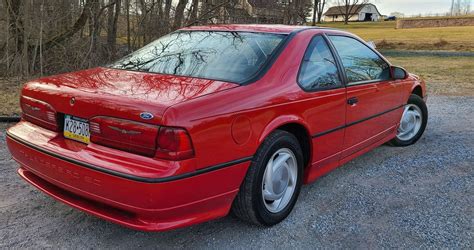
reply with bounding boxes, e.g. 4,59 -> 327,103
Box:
140,112 -> 154,120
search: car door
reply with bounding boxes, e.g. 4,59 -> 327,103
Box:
296,35 -> 347,182
327,35 -> 404,159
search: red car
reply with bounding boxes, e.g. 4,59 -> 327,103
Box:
6,25 -> 428,231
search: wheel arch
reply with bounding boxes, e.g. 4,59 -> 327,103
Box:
411,85 -> 423,98
258,116 -> 313,169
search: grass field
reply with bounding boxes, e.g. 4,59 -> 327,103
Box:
387,56 -> 474,96
318,21 -> 474,51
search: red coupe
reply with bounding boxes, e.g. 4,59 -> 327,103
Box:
6,25 -> 428,231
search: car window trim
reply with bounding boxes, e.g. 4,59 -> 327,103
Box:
325,34 -> 393,86
345,79 -> 388,87
296,34 -> 346,92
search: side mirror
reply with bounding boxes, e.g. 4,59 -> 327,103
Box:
391,66 -> 408,80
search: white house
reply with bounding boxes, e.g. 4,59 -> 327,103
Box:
323,3 -> 382,22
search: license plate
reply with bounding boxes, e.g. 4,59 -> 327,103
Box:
64,115 -> 90,144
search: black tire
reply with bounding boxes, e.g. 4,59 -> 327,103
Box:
232,130 -> 304,226
389,94 -> 428,147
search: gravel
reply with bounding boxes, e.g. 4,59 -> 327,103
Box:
0,95 -> 473,248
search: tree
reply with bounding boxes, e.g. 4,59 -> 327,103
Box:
451,0 -> 472,15
389,12 -> 405,18
107,0 -> 122,58
334,0 -> 369,25
173,0 -> 188,30
312,0 -> 327,25
0,0 -> 324,77
188,0 -> 200,22
286,0 -> 312,24
4,0 -> 24,53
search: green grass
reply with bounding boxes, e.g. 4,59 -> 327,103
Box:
317,21 -> 474,51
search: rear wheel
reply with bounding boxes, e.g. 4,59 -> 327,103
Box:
389,94 -> 428,146
232,130 -> 303,226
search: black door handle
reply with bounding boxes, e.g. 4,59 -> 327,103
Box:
347,97 -> 358,105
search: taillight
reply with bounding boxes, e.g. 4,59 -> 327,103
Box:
90,117 -> 159,157
20,96 -> 58,131
89,117 -> 194,160
156,127 -> 194,160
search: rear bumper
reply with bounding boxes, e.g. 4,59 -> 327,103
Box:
6,123 -> 251,231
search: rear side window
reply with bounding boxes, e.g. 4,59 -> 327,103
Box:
328,35 -> 390,84
298,36 -> 342,91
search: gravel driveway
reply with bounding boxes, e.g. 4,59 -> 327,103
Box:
0,95 -> 472,248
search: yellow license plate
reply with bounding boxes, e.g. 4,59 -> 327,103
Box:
63,115 -> 90,144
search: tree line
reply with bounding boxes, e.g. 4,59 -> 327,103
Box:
0,0 -> 314,77
2,0 -> 361,77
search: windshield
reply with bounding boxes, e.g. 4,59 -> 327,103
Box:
108,31 -> 287,83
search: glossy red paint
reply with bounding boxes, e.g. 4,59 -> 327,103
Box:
6,24 -> 426,231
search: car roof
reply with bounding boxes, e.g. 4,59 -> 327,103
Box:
180,24 -> 334,34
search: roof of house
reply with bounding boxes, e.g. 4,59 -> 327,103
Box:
324,3 -> 381,16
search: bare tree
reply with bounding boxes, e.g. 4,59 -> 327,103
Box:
188,0 -> 200,22
285,0 -> 312,24
0,0 -> 320,78
107,0 -> 122,58
173,0 -> 188,30
451,0 -> 472,15
462,0 -> 472,14
4,0 -> 23,53
312,0 -> 327,25
335,0 -> 369,25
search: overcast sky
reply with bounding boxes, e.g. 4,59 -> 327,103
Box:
366,0 -> 454,16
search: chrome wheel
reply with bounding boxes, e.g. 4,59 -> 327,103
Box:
397,104 -> 423,141
261,148 -> 298,213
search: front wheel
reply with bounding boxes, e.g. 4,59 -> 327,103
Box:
232,130 -> 303,226
389,94 -> 428,147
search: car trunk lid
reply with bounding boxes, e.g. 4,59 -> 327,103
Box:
21,67 -> 238,124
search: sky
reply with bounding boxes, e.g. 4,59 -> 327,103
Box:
366,0 -> 454,16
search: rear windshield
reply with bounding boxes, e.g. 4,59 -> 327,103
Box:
108,31 -> 287,83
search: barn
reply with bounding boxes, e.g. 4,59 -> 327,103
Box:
323,3 -> 382,22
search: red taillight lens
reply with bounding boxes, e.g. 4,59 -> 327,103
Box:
89,117 -> 159,157
20,96 -> 58,131
156,127 -> 194,160
89,117 -> 194,160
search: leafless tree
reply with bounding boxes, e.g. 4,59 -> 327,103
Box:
0,0 -> 321,78
334,0 -> 369,25
312,0 -> 327,25
451,0 -> 472,15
